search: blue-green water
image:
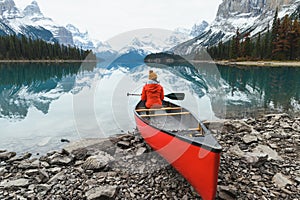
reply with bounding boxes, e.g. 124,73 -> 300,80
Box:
216,65 -> 300,118
0,62 -> 299,155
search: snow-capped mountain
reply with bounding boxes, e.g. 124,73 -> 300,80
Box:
22,0 -> 42,17
0,0 -> 73,45
190,20 -> 209,37
98,28 -> 191,54
66,24 -> 95,50
0,0 -> 20,19
95,28 -> 192,65
173,0 -> 300,56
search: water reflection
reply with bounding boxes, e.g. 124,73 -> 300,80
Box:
0,62 -> 96,155
146,59 -> 300,118
217,65 -> 300,117
1,61 -> 299,155
0,62 -> 94,120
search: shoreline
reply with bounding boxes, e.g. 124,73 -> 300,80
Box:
0,59 -> 97,63
190,60 -> 300,67
0,113 -> 299,199
213,60 -> 300,67
1,59 -> 300,67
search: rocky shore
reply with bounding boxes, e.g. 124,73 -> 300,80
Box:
0,113 -> 299,199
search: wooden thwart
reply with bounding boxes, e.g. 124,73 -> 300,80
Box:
136,107 -> 182,112
188,128 -> 204,136
140,112 -> 190,118
188,128 -> 201,131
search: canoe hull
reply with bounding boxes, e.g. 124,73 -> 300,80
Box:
134,114 -> 221,200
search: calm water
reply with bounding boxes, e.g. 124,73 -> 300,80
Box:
216,65 -> 300,118
0,62 -> 299,155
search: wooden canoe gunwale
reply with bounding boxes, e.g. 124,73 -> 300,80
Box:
134,100 -> 222,153
135,107 -> 182,112
140,111 -> 191,118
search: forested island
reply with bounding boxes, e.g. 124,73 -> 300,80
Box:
0,35 -> 96,61
144,53 -> 191,66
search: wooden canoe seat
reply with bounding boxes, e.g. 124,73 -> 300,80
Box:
170,129 -> 204,137
140,112 -> 190,118
188,128 -> 201,131
136,107 -> 182,112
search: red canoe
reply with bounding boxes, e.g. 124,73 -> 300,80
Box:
134,100 -> 222,200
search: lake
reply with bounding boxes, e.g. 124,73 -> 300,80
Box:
0,62 -> 299,155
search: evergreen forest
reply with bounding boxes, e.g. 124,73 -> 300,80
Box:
207,11 -> 300,61
0,34 -> 95,60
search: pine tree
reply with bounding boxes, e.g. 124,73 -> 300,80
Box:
241,32 -> 251,59
217,41 -> 225,59
254,33 -> 262,59
8,36 -> 17,59
273,15 -> 292,60
0,36 -> 5,59
289,19 -> 300,60
263,27 -> 272,59
229,29 -> 241,59
271,8 -> 279,53
235,29 -> 241,58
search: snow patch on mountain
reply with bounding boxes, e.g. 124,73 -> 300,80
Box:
65,24 -> 95,50
0,0 -> 20,19
23,1 -> 42,17
0,0 -> 76,45
173,0 -> 300,56
95,28 -> 192,62
190,20 -> 209,37
0,0 -> 72,44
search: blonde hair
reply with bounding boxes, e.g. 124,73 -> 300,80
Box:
148,70 -> 157,80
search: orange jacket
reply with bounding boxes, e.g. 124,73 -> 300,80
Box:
141,81 -> 164,108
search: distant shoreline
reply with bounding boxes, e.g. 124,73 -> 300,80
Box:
212,60 -> 300,67
0,59 -> 97,63
2,59 -> 300,67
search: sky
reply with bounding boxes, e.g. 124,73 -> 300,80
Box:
14,0 -> 222,41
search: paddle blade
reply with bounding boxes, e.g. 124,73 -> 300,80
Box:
165,93 -> 185,100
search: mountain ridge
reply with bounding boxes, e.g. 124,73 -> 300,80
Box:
172,0 -> 300,56
0,0 -> 99,49
0,0 -> 73,45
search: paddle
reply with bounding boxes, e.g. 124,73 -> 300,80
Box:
127,92 -> 185,100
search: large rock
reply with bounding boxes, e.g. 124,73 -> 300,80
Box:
82,151 -> 115,171
63,138 -> 115,155
242,135 -> 258,144
228,145 -> 245,157
292,121 -> 300,132
18,159 -> 41,169
8,152 -> 32,162
272,173 -> 293,188
243,152 -> 268,167
47,153 -> 73,165
0,178 -> 30,189
86,185 -> 117,200
136,147 -> 147,156
0,151 -> 16,161
224,120 -> 253,133
252,145 -> 283,161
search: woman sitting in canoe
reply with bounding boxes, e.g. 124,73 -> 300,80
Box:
141,70 -> 164,108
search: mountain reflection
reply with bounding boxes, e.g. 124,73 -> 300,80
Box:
145,55 -> 300,118
0,62 -> 95,119
216,65 -> 300,117
0,61 -> 299,121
